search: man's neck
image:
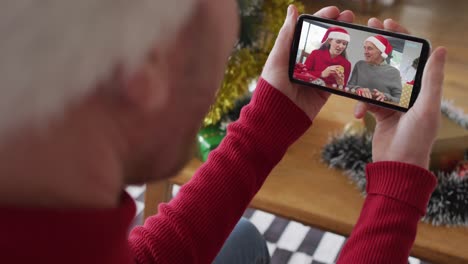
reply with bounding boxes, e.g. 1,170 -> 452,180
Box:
0,103 -> 124,208
369,59 -> 385,66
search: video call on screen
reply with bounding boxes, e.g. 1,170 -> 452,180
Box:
293,20 -> 424,109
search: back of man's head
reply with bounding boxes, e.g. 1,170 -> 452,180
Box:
0,0 -> 195,138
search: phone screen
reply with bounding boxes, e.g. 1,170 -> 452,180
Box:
290,16 -> 430,111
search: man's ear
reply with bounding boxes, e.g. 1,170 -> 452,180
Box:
122,49 -> 169,112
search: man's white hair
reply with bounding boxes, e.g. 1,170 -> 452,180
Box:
0,0 -> 195,137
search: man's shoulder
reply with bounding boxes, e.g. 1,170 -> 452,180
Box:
384,64 -> 401,75
355,60 -> 367,67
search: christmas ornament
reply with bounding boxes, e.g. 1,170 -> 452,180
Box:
197,125 -> 227,162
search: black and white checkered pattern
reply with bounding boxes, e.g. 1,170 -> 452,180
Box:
126,185 -> 428,264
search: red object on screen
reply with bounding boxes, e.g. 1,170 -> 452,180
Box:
293,63 -> 320,82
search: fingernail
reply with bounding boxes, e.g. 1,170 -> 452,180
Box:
287,5 -> 292,16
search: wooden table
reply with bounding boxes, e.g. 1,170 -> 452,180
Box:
144,96 -> 468,264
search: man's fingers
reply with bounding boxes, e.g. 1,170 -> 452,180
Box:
314,6 -> 341,19
383,19 -> 410,34
368,17 -> 384,29
416,47 -> 447,110
354,101 -> 397,121
373,90 -> 384,100
274,5 -> 345,55
337,10 -> 355,23
368,17 -> 410,34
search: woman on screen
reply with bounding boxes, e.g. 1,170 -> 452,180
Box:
348,35 -> 402,102
304,27 -> 352,88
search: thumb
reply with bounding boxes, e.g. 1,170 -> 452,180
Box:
414,47 -> 447,113
269,5 -> 298,60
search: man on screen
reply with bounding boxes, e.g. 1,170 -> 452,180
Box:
348,35 -> 402,103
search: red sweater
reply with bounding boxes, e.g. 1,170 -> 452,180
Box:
305,49 -> 352,87
0,79 -> 436,264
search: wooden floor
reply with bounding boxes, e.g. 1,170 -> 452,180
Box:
304,0 -> 468,111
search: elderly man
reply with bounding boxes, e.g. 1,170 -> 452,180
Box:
348,35 -> 403,103
0,1 -> 446,263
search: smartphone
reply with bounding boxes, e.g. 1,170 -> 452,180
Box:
289,15 -> 431,111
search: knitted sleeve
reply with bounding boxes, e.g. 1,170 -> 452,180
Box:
128,78 -> 311,264
337,161 -> 437,264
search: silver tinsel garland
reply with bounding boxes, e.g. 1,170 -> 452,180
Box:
442,100 -> 468,129
322,101 -> 468,226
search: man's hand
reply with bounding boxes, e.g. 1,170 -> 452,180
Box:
354,18 -> 447,168
357,88 -> 373,98
261,5 -> 354,121
373,89 -> 387,101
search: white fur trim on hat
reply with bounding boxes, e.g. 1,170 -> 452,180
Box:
365,36 -> 388,58
328,32 -> 350,42
0,0 -> 196,138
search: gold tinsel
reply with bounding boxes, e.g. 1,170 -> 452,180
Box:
203,0 -> 304,126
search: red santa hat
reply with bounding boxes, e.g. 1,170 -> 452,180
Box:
321,27 -> 350,44
365,35 -> 393,59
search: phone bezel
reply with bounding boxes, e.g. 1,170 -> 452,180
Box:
288,14 -> 431,112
